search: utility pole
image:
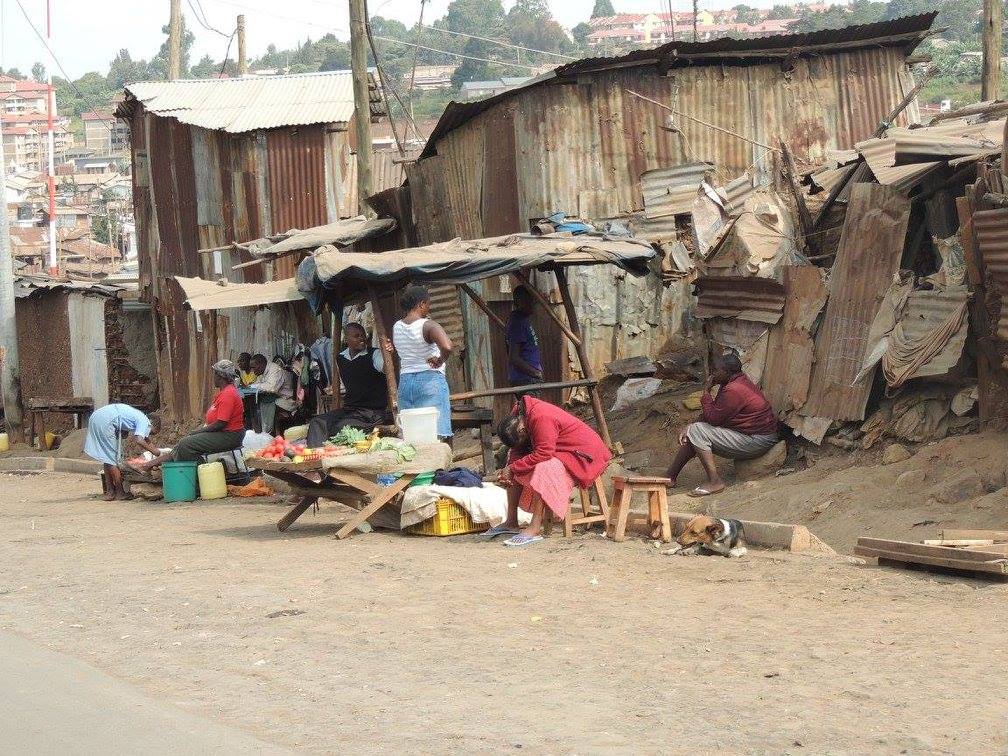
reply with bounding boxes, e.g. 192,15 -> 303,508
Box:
168,0 -> 182,80
45,0 -> 56,275
237,14 -> 248,75
693,0 -> 699,43
0,113 -> 23,438
982,0 -> 1003,101
349,0 -> 374,212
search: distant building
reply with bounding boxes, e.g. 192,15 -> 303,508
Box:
0,76 -> 50,115
407,65 -> 456,91
1,111 -> 73,173
587,11 -> 797,47
81,110 -> 131,154
459,77 -> 534,102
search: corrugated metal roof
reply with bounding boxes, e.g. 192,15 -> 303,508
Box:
420,14 -> 936,160
693,275 -> 786,323
14,275 -> 123,299
972,208 -> 1008,341
894,285 -> 970,378
641,162 -> 713,219
801,183 -> 911,422
120,71 -> 379,133
720,173 -> 757,217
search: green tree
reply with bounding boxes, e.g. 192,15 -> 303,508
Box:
572,21 -> 592,49
591,0 -> 615,18
31,61 -> 46,83
733,5 -> 763,24
767,4 -> 794,20
107,49 -> 148,88
507,0 -> 571,55
148,16 -> 195,78
189,54 -> 217,79
92,214 -> 120,247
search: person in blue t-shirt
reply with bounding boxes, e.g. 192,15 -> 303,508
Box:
505,285 -> 544,386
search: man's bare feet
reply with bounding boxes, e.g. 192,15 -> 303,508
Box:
102,491 -> 117,502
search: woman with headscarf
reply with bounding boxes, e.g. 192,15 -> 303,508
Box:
133,360 -> 246,472
487,395 -> 612,547
84,403 -> 161,500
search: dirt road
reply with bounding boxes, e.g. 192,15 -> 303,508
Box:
0,470 -> 1004,753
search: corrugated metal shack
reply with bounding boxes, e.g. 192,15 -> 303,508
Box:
404,15 -> 936,403
116,71 -> 400,421
14,277 -> 159,430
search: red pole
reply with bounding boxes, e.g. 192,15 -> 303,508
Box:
46,0 -> 57,276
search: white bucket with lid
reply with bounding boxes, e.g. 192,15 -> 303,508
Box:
399,407 -> 439,444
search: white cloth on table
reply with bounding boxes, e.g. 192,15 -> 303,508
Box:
400,483 -> 532,529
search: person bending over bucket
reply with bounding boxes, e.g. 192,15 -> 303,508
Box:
487,396 -> 612,547
665,350 -> 778,497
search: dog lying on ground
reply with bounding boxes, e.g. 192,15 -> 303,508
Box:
673,515 -> 747,557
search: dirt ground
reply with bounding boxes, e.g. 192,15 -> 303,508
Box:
1,457 -> 1006,753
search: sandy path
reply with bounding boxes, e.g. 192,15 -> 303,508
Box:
0,471 -> 1005,754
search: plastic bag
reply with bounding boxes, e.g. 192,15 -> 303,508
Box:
610,378 -> 663,413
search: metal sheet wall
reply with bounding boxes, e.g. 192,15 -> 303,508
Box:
67,293 -> 111,407
412,46 -> 916,380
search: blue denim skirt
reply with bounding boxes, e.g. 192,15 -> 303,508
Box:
398,370 -> 453,438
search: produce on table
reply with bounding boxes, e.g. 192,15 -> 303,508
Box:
254,435 -> 353,462
330,426 -> 367,447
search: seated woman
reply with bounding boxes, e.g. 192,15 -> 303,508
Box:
84,403 -> 162,500
665,351 -> 778,497
306,322 -> 390,447
133,360 -> 246,473
490,396 -> 612,547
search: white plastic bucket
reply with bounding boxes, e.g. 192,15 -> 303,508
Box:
399,407 -> 439,444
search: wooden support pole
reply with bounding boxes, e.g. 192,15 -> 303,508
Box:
237,14 -> 248,76
168,0 -> 182,81
368,286 -> 398,411
554,268 -> 612,448
349,0 -> 374,214
330,304 -> 343,410
982,0 -> 1003,101
458,283 -> 507,333
780,142 -> 817,254
450,378 -> 596,403
514,271 -> 582,347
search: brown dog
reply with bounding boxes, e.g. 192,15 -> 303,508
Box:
677,515 -> 745,555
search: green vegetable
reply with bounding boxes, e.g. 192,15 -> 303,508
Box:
330,427 -> 367,446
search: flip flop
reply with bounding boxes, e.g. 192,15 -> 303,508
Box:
503,534 -> 543,548
478,524 -> 520,540
687,485 -> 725,498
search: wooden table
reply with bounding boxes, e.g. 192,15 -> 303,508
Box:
248,458 -> 415,539
26,397 -> 93,448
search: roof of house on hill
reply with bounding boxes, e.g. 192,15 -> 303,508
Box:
117,70 -> 383,133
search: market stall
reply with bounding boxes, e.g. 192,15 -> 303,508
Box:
175,231 -> 656,537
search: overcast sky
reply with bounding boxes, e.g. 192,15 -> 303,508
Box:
0,0 -> 789,79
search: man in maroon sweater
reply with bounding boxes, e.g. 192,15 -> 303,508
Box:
666,351 -> 778,496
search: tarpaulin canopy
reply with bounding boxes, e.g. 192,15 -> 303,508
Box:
174,276 -> 304,311
300,233 -> 656,302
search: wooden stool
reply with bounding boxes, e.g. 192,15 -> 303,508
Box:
541,478 -> 610,538
607,476 -> 672,543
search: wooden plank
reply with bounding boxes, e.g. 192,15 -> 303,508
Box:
939,529 -> 1008,542
278,498 -> 315,532
855,546 -> 1008,576
922,539 -> 995,547
856,538 -> 1008,563
335,474 -> 414,539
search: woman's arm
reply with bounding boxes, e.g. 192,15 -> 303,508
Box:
422,320 -> 453,368
131,435 -> 161,456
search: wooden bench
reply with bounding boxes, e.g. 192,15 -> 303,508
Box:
607,476 -> 673,543
26,397 -> 94,449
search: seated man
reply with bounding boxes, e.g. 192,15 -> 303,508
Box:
247,353 -> 294,435
305,323 -> 390,447
665,351 -> 778,497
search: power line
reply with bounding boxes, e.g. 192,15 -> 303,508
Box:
186,0 -> 231,37
422,23 -> 576,61
205,0 -> 562,69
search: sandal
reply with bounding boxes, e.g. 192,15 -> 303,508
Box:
478,523 -> 520,540
503,534 -> 543,547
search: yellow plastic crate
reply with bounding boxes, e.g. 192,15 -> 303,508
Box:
406,497 -> 487,537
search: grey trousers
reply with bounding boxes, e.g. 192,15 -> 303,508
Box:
686,422 -> 777,460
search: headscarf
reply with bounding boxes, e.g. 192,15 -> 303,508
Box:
211,359 -> 237,380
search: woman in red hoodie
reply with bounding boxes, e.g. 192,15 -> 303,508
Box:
487,396 -> 612,547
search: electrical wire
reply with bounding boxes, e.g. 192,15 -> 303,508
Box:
205,0 -> 564,69
186,0 -> 231,38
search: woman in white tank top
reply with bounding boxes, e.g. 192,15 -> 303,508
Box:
388,285 -> 454,439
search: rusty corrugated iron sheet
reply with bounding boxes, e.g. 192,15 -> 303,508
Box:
763,266 -> 829,414
971,208 -> 1008,341
801,183 -> 911,422
421,15 -> 936,160
641,163 -> 713,219
894,285 -> 970,378
693,275 -> 785,323
266,126 -> 329,235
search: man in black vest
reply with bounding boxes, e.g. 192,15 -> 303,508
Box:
305,323 -> 390,446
